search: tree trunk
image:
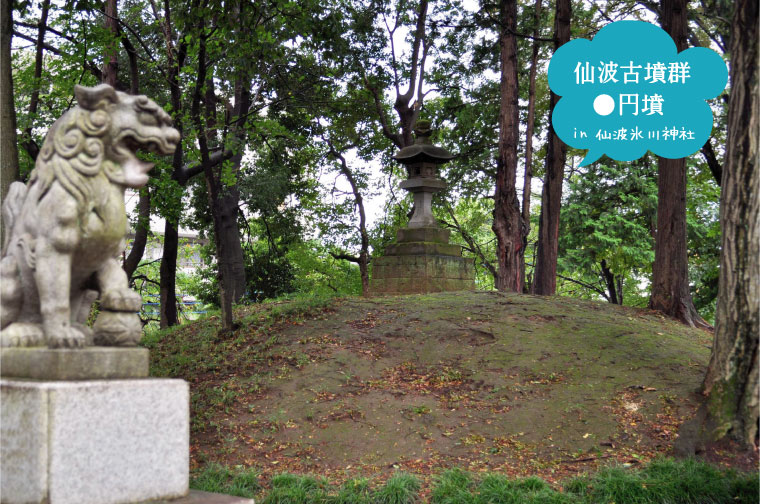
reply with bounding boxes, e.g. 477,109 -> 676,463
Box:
1,0 -> 19,245
161,144 -> 184,329
159,217 -> 180,328
206,175 -> 246,330
519,0 -> 542,292
123,187 -> 151,280
20,0 -> 50,162
532,0 -> 570,295
601,259 -> 619,305
675,0 -> 758,454
492,0 -> 523,293
102,0 -> 119,87
197,41 -> 248,331
359,252 -> 369,297
155,0 -> 188,329
329,143 -> 370,296
649,0 -> 707,327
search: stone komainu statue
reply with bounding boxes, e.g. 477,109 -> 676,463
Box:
0,84 -> 179,348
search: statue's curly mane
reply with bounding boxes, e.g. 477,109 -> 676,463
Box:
29,105 -> 118,213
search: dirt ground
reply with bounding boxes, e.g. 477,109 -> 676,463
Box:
147,291 -> 757,487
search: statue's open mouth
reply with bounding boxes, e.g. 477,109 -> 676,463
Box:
119,129 -> 180,156
113,128 -> 179,188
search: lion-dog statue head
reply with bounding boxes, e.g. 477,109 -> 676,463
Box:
1,84 -> 180,348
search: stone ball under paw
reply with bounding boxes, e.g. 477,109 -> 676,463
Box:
93,310 -> 142,346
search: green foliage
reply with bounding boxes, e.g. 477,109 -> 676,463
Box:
559,159 -> 658,305
685,161 -> 721,324
189,240 -> 296,307
287,241 -> 363,297
129,238 -> 200,325
10,0 -> 729,323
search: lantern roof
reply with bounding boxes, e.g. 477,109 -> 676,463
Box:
393,120 -> 454,165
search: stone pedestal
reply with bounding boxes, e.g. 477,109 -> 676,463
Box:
1,347 -> 149,380
371,226 -> 475,295
1,378 -> 189,504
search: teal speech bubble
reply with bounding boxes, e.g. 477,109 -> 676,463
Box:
548,21 -> 727,166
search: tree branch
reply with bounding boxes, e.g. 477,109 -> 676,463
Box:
700,139 -> 723,186
330,251 -> 360,263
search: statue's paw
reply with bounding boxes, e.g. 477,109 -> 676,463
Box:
93,310 -> 142,346
0,323 -> 45,347
0,255 -> 22,328
101,289 -> 143,312
47,325 -> 87,349
72,323 -> 95,346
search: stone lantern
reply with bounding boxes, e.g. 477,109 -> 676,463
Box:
371,120 -> 475,295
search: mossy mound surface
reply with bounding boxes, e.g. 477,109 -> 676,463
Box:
144,291 -> 734,485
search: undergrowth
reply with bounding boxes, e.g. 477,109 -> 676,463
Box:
140,294 -> 340,378
191,458 -> 758,503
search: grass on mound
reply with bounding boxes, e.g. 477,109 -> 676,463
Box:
190,457 -> 758,503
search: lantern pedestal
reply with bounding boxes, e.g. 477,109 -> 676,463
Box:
371,226 -> 475,295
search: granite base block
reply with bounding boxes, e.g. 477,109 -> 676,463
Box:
143,490 -> 254,504
0,347 -> 149,380
1,378 -> 189,504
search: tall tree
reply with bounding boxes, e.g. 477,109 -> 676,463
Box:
19,0 -> 50,163
102,0 -> 119,87
519,0 -> 542,291
675,0 -> 758,453
558,161 -> 658,306
492,0 -> 522,292
191,0 -> 249,330
531,0 -> 570,295
362,0 -> 430,151
152,0 -> 196,328
1,0 -> 19,245
648,0 -> 708,327
325,141 -> 371,296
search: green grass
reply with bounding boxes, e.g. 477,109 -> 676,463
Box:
568,458 -> 759,504
190,463 -> 259,497
191,458 -> 757,503
140,294 -> 340,378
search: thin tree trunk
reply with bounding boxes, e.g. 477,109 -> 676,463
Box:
600,259 -> 619,305
492,0 -> 522,292
616,276 -> 624,305
532,0 -> 570,295
160,217 -> 180,328
20,0 -> 50,162
1,0 -> 19,245
328,142 -> 370,296
102,0 -> 119,87
123,187 -> 151,280
154,0 -> 189,328
675,0 -> 758,454
520,0 -> 542,291
649,0 -> 708,327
